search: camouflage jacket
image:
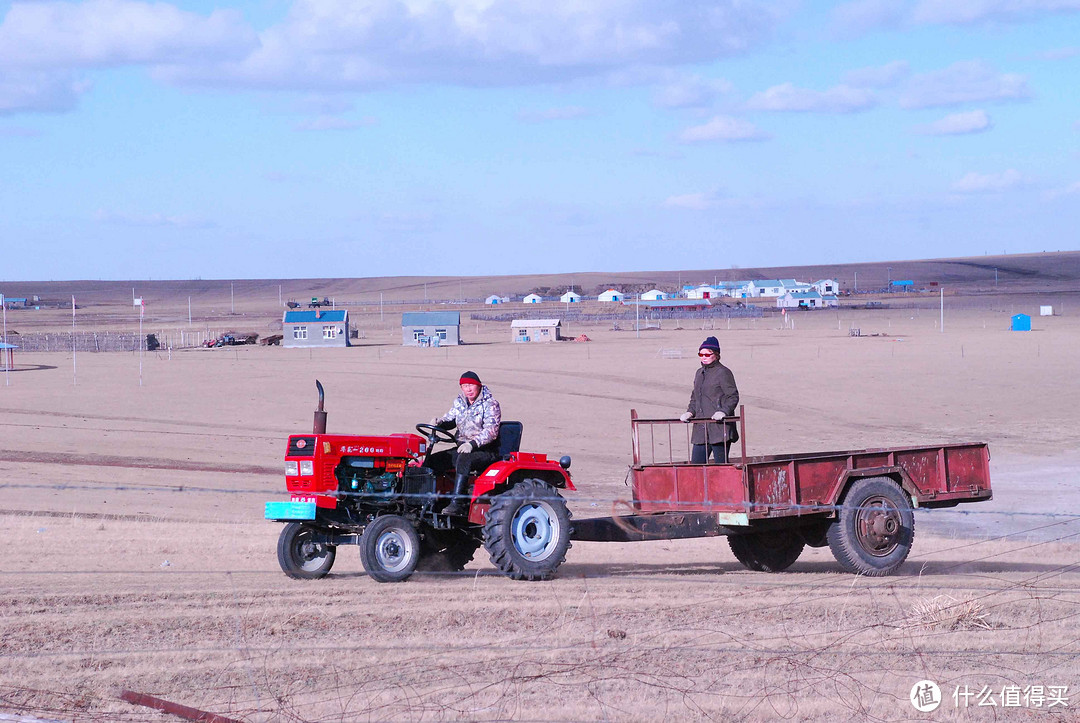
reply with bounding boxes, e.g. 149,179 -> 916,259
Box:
436,385 -> 502,448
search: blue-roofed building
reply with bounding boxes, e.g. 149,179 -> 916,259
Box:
402,311 -> 461,346
1,341 -> 16,370
282,309 -> 349,348
777,291 -> 839,309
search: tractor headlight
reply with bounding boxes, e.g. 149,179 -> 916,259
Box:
299,460 -> 315,476
285,461 -> 299,476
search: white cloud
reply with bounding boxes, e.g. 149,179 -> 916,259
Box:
516,106 -> 590,123
0,70 -> 87,115
843,60 -> 910,88
652,74 -> 733,108
745,82 -> 877,113
900,60 -> 1030,108
678,115 -> 769,142
1044,181 -> 1080,199
917,109 -> 991,135
664,191 -> 725,210
831,0 -> 907,36
159,0 -> 784,91
294,115 -> 376,131
951,169 -> 1026,193
93,209 -> 214,228
913,0 -> 1080,26
1036,46 -> 1080,60
834,0 -> 1080,34
0,0 -> 257,69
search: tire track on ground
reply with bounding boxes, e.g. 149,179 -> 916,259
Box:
0,450 -> 277,475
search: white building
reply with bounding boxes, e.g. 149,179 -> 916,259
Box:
777,292 -> 839,309
813,279 -> 839,295
597,289 -> 623,302
560,290 -> 582,303
511,319 -> 562,342
747,280 -> 786,297
485,295 -> 508,305
523,294 -> 543,304
640,289 -> 666,301
686,285 -> 717,299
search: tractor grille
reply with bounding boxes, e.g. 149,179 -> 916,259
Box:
288,436 -> 317,457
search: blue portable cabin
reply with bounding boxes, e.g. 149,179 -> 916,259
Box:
1010,313 -> 1031,332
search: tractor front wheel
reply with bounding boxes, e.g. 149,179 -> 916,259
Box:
360,515 -> 421,583
827,476 -> 914,576
483,479 -> 571,581
277,523 -> 336,580
728,530 -> 805,572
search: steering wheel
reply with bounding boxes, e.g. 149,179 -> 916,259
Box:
415,423 -> 457,446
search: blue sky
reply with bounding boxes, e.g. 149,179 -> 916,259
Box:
1,0 -> 1078,281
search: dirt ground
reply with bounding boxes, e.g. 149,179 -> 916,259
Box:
1,291 -> 1078,721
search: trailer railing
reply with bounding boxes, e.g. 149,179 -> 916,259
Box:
630,405 -> 747,467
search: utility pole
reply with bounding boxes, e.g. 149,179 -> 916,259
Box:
230,282 -> 234,314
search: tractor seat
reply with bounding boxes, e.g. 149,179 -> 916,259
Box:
496,421 -> 523,459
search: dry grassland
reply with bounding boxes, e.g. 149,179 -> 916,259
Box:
1,285 -> 1078,721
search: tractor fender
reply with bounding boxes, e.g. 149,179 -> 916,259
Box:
832,466 -> 919,511
471,459 -> 575,500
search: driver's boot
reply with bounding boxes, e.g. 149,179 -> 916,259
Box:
443,473 -> 470,517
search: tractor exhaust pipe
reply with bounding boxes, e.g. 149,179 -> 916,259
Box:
313,379 -> 327,434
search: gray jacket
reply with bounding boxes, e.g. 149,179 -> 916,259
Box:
686,361 -> 740,445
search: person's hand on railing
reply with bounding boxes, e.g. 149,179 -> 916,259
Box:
679,412 -> 693,423
711,411 -> 727,421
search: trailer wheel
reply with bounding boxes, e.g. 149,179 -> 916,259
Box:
418,529 -> 480,573
827,476 -> 914,576
277,523 -> 336,580
728,530 -> 805,572
483,479 -> 572,581
360,515 -> 421,583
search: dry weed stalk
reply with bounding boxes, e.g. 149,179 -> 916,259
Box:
904,595 -> 993,631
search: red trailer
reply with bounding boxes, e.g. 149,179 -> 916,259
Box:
570,409 -> 992,576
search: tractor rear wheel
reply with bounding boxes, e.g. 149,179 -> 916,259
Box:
728,530 -> 805,572
483,478 -> 571,581
827,476 -> 914,576
360,515 -> 421,583
277,523 -> 336,580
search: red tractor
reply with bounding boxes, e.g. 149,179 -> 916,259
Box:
265,382 -> 575,582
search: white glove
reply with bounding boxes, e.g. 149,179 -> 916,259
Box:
711,411 -> 727,421
457,441 -> 475,454
679,412 -> 693,423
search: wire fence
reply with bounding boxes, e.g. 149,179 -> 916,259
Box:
2,481 -> 1078,723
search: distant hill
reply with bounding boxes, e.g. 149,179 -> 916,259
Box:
3,251 -> 1079,305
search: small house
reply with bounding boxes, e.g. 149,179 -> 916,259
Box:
1010,314 -> 1031,332
640,289 -> 666,301
523,294 -> 543,304
813,279 -> 839,295
560,291 -> 582,303
282,309 -> 349,348
485,295 -> 503,305
402,311 -> 461,346
511,319 -> 562,343
597,289 -> 623,302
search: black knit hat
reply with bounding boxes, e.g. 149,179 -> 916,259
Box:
459,371 -> 482,386
698,336 -> 721,354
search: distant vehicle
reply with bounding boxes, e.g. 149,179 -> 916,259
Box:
308,297 -> 331,308
285,301 -> 301,309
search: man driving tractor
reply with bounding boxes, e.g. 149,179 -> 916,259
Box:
426,371 -> 502,516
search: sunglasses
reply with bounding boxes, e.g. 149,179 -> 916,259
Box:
698,351 -> 716,357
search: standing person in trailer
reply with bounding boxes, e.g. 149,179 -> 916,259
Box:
679,336 -> 740,464
427,371 -> 502,516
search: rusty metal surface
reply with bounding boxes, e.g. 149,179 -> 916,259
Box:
629,410 -> 991,518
